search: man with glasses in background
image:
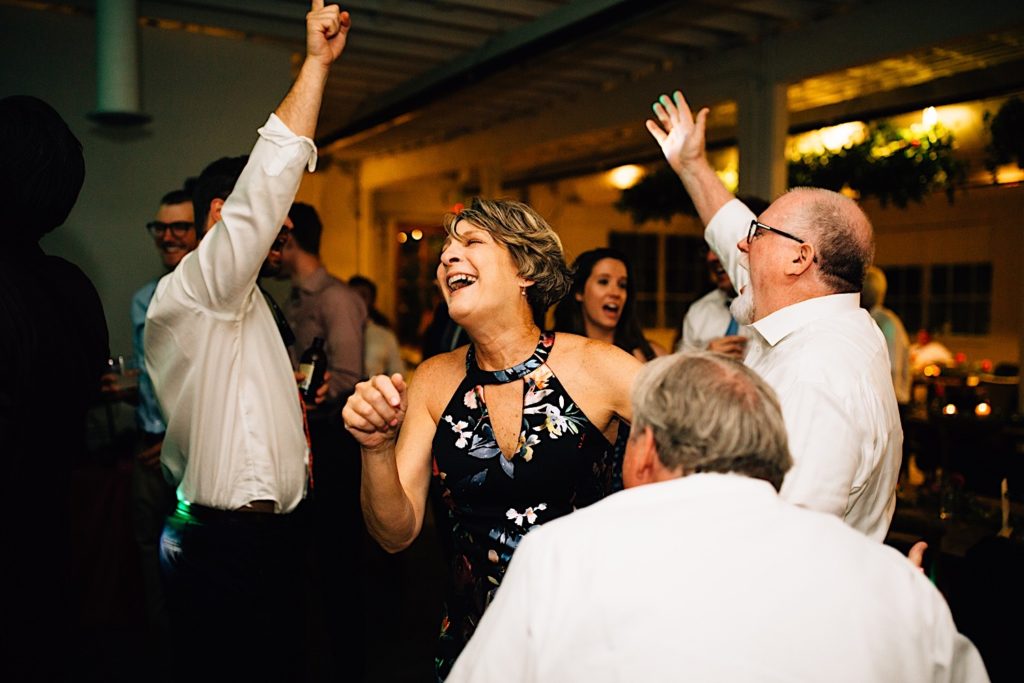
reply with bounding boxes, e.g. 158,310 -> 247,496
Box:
646,90 -> 902,543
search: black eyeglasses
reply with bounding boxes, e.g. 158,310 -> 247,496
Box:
146,221 -> 195,238
747,219 -> 806,245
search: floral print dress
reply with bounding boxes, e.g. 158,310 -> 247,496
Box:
431,332 -> 622,679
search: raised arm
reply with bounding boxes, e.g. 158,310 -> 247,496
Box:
276,1 -> 350,137
175,4 -> 350,311
646,90 -> 751,295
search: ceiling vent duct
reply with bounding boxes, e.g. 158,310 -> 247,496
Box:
88,0 -> 150,125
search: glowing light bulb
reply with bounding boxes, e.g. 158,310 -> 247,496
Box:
397,232 -> 408,244
922,106 -> 939,128
410,229 -> 423,241
975,402 -> 992,417
943,403 -> 957,416
608,165 -> 644,189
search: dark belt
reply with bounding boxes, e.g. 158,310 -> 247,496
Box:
176,500 -> 294,524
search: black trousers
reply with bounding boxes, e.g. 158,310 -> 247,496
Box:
159,501 -> 307,682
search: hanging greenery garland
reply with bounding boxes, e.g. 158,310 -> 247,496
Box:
616,118 -> 966,222
789,120 -> 966,208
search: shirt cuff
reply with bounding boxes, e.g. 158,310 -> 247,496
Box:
257,113 -> 318,173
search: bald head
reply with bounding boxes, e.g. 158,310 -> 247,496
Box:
781,188 -> 872,294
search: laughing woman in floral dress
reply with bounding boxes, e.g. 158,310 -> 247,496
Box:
343,198 -> 641,679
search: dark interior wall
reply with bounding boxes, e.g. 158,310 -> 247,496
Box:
1,5 -> 296,355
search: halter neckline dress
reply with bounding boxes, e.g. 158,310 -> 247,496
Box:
430,331 -> 623,679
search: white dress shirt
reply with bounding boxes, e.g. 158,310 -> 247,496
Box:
450,474 -> 988,683
145,114 -> 316,513
677,286 -> 751,353
706,200 -> 903,540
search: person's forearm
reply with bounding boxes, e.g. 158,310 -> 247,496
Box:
275,58 -> 329,140
360,446 -> 420,552
672,155 -> 735,228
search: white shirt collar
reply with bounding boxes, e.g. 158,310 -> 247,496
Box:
751,292 -> 861,347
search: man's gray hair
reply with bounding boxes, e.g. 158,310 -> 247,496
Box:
790,187 -> 874,294
631,351 -> 792,490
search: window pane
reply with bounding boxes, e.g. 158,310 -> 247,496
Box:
610,233 -> 658,294
665,235 -> 706,294
976,263 -> 992,295
925,262 -> 992,336
952,265 -> 971,295
930,266 -> 948,296
952,302 -> 971,333
637,297 -> 659,329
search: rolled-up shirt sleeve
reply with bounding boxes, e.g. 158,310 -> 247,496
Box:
704,198 -> 753,295
179,114 -> 317,313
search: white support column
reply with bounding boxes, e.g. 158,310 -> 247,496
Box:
736,75 -> 788,203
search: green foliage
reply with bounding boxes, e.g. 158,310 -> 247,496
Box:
615,118 -> 967,223
788,121 -> 966,208
985,97 -> 1024,178
613,165 -> 696,224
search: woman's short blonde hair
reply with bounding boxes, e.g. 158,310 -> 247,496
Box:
444,198 -> 572,320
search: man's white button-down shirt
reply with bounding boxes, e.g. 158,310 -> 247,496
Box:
145,114 -> 316,513
705,199 -> 903,540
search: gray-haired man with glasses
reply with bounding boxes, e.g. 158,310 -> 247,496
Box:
646,89 -> 902,543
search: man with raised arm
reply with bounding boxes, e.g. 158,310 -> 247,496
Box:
645,91 -> 902,541
144,3 -> 350,677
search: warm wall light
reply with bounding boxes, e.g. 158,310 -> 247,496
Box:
715,168 -> 739,193
922,106 -> 939,128
410,229 -> 423,241
994,164 -> 1024,184
397,232 -> 408,244
975,402 -> 992,418
820,122 -> 865,152
790,122 -> 865,156
608,165 -> 644,189
943,403 -> 958,416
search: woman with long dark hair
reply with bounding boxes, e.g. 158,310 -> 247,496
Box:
554,247 -> 668,362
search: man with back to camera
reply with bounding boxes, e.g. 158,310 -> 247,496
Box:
449,352 -> 987,682
646,90 -> 902,541
143,3 -> 351,677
